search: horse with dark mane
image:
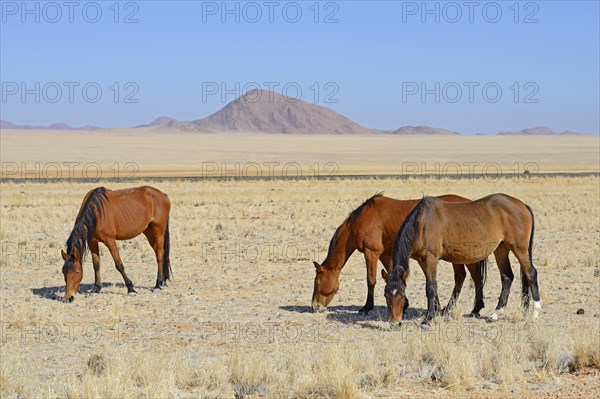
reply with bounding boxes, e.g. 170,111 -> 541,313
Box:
384,193 -> 540,329
311,193 -> 487,316
61,186 -> 171,302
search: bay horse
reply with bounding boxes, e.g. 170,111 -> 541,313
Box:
384,193 -> 540,329
311,193 -> 487,316
61,186 -> 171,302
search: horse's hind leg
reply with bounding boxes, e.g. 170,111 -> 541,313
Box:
359,249 -> 381,314
106,239 -> 136,295
144,224 -> 166,290
520,265 -> 531,314
512,247 -> 540,319
90,240 -> 102,294
442,263 -> 466,317
491,242 -> 513,320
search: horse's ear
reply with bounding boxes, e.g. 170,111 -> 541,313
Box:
313,261 -> 323,273
61,249 -> 67,261
381,269 -> 390,282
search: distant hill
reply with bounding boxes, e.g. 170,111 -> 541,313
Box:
392,125 -> 460,135
0,120 -> 18,129
497,126 -> 588,136
172,89 -> 376,134
134,116 -> 177,128
0,119 -> 101,131
3,108 -> 593,136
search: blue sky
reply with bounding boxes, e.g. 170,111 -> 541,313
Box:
1,0 -> 598,133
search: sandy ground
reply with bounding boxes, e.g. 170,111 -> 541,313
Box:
0,175 -> 599,398
1,130 -> 599,178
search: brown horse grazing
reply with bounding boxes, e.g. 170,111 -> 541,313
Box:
311,193 -> 487,316
61,186 -> 171,302
384,193 -> 540,329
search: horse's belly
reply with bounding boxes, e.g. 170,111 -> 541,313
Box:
442,240 -> 499,264
115,231 -> 146,241
113,217 -> 152,240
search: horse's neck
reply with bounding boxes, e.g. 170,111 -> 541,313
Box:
325,224 -> 356,271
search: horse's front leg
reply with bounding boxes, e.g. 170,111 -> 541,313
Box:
359,249 -> 381,314
420,258 -> 440,328
106,239 -> 137,295
90,241 -> 102,294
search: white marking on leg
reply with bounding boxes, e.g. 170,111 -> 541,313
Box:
533,301 -> 541,319
490,307 -> 504,320
392,289 -> 397,296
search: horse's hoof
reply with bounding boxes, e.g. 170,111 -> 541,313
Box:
420,323 -> 430,330
464,312 -> 481,319
128,291 -> 137,296
152,287 -> 162,292
358,307 -> 372,314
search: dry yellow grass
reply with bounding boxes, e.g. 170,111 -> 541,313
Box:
1,175 -> 599,398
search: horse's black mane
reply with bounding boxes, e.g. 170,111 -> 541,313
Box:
325,192 -> 384,261
391,196 -> 431,280
348,192 -> 383,223
65,187 -> 108,268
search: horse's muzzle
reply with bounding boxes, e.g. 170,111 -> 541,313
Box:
311,303 -> 326,313
389,321 -> 402,330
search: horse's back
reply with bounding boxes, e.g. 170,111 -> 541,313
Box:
354,195 -> 470,252
439,193 -> 532,245
421,195 -> 497,238
108,186 -> 169,206
434,193 -> 527,214
436,194 -> 470,203
100,186 -> 170,239
475,193 -> 524,206
473,193 -> 531,220
480,193 -> 532,240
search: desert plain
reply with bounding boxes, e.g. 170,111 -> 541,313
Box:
0,131 -> 599,398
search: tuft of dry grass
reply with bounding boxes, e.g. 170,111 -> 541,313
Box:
573,326 -> 600,371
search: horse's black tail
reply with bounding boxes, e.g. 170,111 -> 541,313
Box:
163,220 -> 172,281
522,204 -> 535,291
525,204 -> 535,266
